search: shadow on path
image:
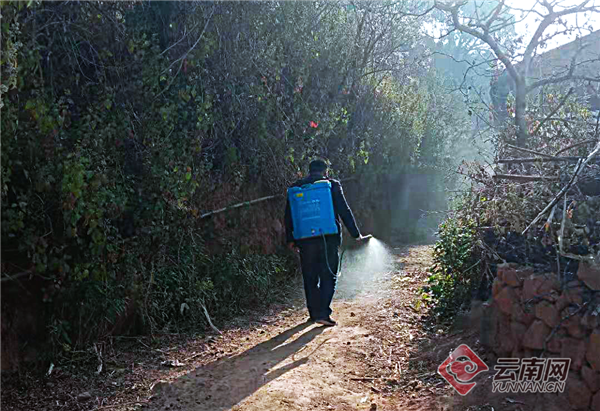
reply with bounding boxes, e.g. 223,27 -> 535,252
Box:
148,321 -> 327,410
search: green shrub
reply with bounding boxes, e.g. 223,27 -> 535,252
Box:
419,212 -> 480,318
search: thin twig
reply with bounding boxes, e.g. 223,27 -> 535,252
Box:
554,139 -> 597,156
523,141 -> 600,235
545,204 -> 557,231
200,195 -> 282,219
532,87 -> 574,136
161,8 -> 215,76
160,21 -> 200,56
492,174 -> 558,182
497,156 -> 586,164
522,159 -> 583,235
200,303 -> 222,335
94,400 -> 149,410
0,271 -> 32,282
542,302 -> 588,356
505,144 -> 555,158
156,7 -> 215,99
414,371 -> 438,379
349,377 -> 401,381
558,193 -> 567,274
184,352 -> 205,362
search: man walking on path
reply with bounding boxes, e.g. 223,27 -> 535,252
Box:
284,159 -> 366,326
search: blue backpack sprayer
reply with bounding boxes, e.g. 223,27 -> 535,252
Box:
287,180 -> 371,275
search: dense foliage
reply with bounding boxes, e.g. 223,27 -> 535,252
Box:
1,1 -> 471,361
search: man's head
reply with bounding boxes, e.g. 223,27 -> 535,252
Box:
309,159 -> 328,176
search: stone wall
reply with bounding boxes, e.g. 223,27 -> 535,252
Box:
482,262 -> 600,410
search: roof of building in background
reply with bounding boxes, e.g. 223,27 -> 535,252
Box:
524,29 -> 600,81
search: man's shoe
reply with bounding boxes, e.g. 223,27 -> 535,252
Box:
306,317 -> 317,324
316,317 -> 337,326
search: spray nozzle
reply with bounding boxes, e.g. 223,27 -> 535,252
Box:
357,234 -> 373,243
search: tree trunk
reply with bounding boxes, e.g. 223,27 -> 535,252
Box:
515,77 -> 528,147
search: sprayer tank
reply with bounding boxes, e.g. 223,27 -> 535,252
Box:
287,180 -> 339,240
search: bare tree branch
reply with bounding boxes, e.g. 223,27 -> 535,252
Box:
529,74 -> 600,91
435,0 -> 600,146
434,1 -> 519,81
505,143 -> 556,158
554,138 -> 598,155
493,174 -> 558,181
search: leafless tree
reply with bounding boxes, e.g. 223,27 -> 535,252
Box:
434,0 -> 600,146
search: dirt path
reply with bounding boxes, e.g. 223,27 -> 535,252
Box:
122,244 -> 577,411
148,302 -> 373,411
3,244 -> 576,411
143,244 -> 457,411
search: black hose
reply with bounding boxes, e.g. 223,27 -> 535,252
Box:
323,233 -> 346,277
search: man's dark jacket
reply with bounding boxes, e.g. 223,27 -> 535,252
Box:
284,174 -> 361,246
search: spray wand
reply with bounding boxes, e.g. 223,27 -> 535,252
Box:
357,234 -> 373,243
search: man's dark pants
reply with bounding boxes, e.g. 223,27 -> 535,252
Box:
298,237 -> 340,320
